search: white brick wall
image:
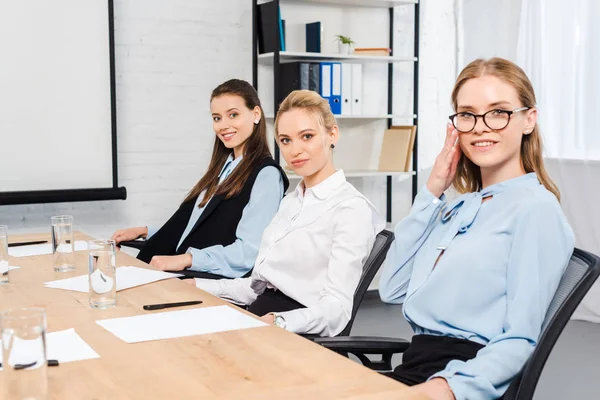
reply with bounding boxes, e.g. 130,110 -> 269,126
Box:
0,0 -> 456,239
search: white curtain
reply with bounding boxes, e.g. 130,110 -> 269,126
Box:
517,0 -> 600,323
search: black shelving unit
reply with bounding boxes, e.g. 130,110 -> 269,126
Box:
252,0 -> 420,222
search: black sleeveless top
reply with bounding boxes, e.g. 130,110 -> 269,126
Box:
137,157 -> 289,263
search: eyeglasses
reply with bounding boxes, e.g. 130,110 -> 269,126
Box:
449,107 -> 530,133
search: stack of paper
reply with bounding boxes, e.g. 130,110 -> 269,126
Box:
96,305 -> 267,343
0,328 -> 99,370
8,240 -> 88,257
44,266 -> 183,293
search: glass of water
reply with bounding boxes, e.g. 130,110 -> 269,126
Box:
0,308 -> 48,400
51,215 -> 74,272
88,239 -> 117,309
0,225 -> 9,284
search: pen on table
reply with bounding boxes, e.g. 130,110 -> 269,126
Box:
143,300 -> 203,311
8,240 -> 48,248
0,360 -> 59,369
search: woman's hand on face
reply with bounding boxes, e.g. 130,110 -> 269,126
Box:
110,226 -> 148,245
426,123 -> 462,198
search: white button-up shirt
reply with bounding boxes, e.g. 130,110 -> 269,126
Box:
196,170 -> 385,336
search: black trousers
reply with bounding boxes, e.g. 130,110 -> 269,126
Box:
247,289 -> 305,316
387,334 -> 484,386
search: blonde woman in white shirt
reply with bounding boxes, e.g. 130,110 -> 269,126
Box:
191,90 -> 385,337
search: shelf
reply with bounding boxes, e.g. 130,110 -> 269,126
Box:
285,170 -> 415,179
266,114 -> 416,119
258,51 -> 417,64
280,0 -> 418,7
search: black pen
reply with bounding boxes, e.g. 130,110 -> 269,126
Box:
8,240 -> 48,248
143,300 -> 203,311
0,359 -> 59,369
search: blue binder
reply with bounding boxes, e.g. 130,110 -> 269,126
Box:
320,62 -> 332,109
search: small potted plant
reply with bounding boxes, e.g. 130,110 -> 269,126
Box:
335,35 -> 355,55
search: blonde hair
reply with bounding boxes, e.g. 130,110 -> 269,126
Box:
451,58 -> 560,200
274,90 -> 336,136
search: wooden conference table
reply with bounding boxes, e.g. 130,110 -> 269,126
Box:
2,232 -> 428,400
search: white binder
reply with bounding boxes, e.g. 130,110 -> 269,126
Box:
351,64 -> 363,115
341,63 -> 352,115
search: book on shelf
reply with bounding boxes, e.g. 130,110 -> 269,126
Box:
306,22 -> 322,53
378,125 -> 417,173
257,2 -> 285,54
353,48 -> 391,56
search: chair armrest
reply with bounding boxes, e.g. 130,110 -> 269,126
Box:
118,240 -> 146,250
314,336 -> 410,353
313,336 -> 410,372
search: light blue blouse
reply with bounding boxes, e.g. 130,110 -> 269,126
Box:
379,173 -> 574,400
148,154 -> 284,278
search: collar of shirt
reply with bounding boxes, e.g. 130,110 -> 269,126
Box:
294,170 -> 347,201
437,172 -> 540,250
218,154 -> 243,182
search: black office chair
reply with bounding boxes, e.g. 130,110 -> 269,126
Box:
300,229 -> 394,342
314,248 -> 600,400
119,240 -> 146,250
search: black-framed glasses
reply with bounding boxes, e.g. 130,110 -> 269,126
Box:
449,107 -> 530,133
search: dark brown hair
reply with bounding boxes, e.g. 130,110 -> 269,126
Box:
184,79 -> 271,207
451,58 -> 560,200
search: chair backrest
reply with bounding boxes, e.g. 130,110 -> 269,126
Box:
339,229 -> 394,337
504,248 -> 600,400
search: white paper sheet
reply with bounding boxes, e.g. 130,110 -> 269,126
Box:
46,328 -> 100,362
43,266 -> 183,293
8,240 -> 88,257
0,328 -> 99,370
96,305 -> 267,344
0,261 -> 20,274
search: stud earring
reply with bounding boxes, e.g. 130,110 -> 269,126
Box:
254,119 -> 260,125
330,144 -> 335,149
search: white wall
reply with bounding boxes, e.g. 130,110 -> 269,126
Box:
460,0 -> 521,66
0,0 -> 455,239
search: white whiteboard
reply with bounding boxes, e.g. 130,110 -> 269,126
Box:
0,0 -> 114,193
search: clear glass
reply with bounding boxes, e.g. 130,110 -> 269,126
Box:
0,225 -> 8,285
51,215 -> 74,272
0,308 -> 48,400
87,240 -> 116,309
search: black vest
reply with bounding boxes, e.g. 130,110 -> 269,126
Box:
137,157 -> 289,264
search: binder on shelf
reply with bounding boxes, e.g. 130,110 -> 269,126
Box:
308,63 -> 320,92
341,63 -> 352,115
320,62 -> 332,110
351,64 -> 363,115
331,63 -> 342,115
306,22 -> 322,53
257,2 -> 285,54
279,62 -> 310,105
378,125 -> 417,173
